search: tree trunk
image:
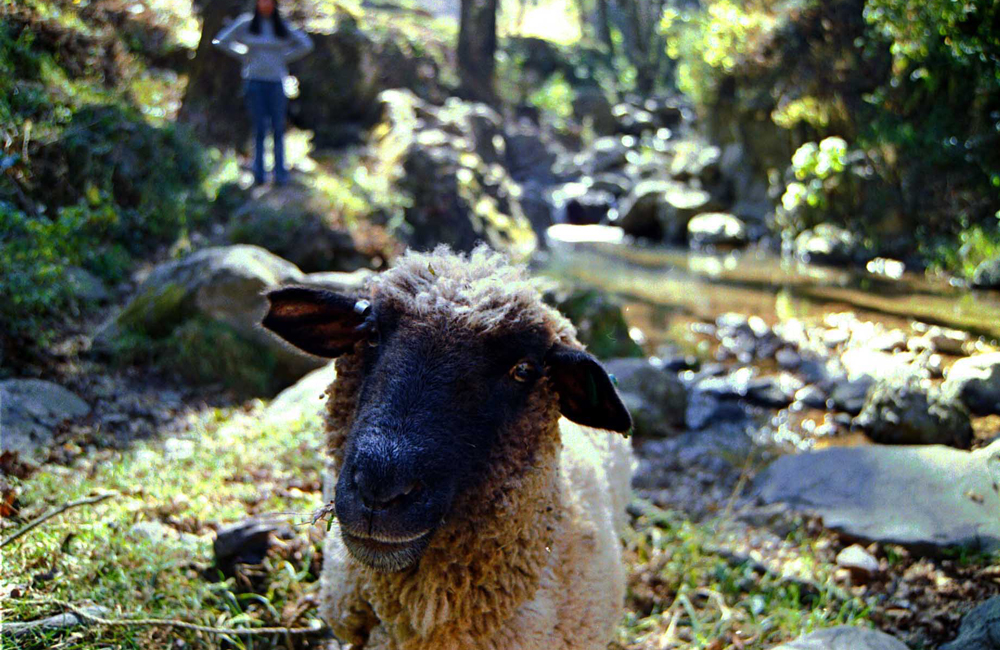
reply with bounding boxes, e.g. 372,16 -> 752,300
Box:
458,0 -> 498,104
596,0 -> 615,56
179,0 -> 250,146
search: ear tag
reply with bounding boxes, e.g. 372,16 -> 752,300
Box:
354,299 -> 371,316
609,373 -> 618,388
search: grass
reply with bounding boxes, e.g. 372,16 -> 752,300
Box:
2,390 -> 882,650
617,504 -> 874,649
1,402 -> 328,649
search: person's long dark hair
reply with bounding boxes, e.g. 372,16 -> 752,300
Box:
249,1 -> 289,38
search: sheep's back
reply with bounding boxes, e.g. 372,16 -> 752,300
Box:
552,418 -> 634,649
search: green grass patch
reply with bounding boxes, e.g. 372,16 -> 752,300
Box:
618,503 -> 874,649
1,404 -> 327,649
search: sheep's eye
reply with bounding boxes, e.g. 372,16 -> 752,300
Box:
510,360 -> 535,383
368,326 -> 381,348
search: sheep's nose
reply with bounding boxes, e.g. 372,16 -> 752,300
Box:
353,469 -> 420,511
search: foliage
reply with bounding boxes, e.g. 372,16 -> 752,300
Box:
660,0 -> 788,106
662,0 -> 999,270
778,137 -> 869,232
527,72 -> 574,125
0,5 -> 211,363
927,216 -> 1000,280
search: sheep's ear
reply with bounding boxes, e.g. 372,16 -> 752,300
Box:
262,286 -> 369,358
545,344 -> 632,434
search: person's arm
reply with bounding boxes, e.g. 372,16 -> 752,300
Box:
282,28 -> 314,63
212,14 -> 252,60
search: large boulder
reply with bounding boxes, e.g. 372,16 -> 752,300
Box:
770,626 -> 909,650
617,180 -> 714,243
854,375 -> 972,447
940,596 -> 1000,650
942,353 -> 1000,416
753,440 -> 1000,553
603,358 -> 687,436
0,380 -> 91,458
95,245 -> 322,393
226,187 -> 373,273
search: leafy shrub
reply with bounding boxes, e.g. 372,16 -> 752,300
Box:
527,72 -> 574,126
663,0 -> 999,268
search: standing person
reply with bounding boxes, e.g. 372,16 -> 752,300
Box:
213,0 -> 313,186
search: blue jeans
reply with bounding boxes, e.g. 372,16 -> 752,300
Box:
245,79 -> 287,185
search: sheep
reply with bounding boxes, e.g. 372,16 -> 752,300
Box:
262,244 -> 633,650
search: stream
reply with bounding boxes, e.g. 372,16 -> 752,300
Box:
542,232 -> 1000,354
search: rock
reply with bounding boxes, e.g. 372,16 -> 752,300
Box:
688,212 -> 748,248
835,544 -> 879,583
288,16 -> 447,148
263,362 -> 337,427
374,90 -> 537,258
214,518 -> 280,577
550,288 -> 643,359
753,440 -> 1000,553
794,224 -> 863,266
589,173 -> 632,198
770,626 -> 909,650
571,86 -> 616,135
855,376 -> 972,447
612,103 -> 657,136
795,385 -> 829,409
303,269 -> 375,294
942,353 -> 1000,416
95,245 -> 322,392
64,267 -> 111,302
971,257 -> 1000,289
669,141 -> 722,184
940,596 -> 1000,650
226,189 -> 373,273
545,224 -> 626,246
0,380 -> 91,457
550,182 -> 614,225
643,96 -> 684,128
907,326 -> 968,355
617,180 -> 714,243
603,358 -> 687,436
746,373 -> 805,408
505,127 -> 556,183
586,136 -> 630,175
696,367 -> 756,399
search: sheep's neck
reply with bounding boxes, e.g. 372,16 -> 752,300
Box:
326,356 -> 563,648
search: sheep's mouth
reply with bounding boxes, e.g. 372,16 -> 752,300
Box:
341,529 -> 434,572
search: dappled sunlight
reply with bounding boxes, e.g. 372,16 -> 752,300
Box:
2,0 -> 998,647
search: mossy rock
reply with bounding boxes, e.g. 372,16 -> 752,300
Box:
96,245 -> 322,394
553,288 -> 643,359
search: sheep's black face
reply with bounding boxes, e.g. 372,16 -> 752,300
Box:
262,283 -> 632,573
332,309 -> 552,571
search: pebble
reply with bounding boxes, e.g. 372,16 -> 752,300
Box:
836,544 -> 880,583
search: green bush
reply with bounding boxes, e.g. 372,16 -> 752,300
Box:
1,11 -> 211,365
662,0 -> 999,268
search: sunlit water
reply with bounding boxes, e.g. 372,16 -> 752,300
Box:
541,232 -> 1000,354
